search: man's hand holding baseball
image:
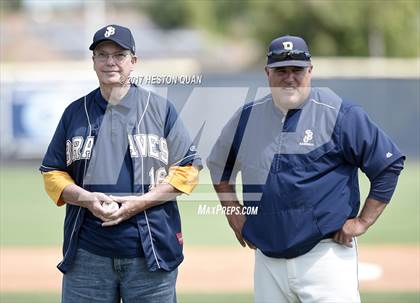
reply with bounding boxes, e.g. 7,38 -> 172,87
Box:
61,184 -> 118,221
102,195 -> 147,226
102,183 -> 183,227
83,192 -> 119,222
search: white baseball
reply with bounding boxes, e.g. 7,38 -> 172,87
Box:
102,201 -> 119,212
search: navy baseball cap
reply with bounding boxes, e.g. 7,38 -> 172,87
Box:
89,24 -> 136,54
266,35 -> 311,68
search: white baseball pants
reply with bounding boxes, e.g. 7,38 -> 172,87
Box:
254,239 -> 361,303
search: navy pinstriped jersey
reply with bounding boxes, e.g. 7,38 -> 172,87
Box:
40,85 -> 201,273
207,87 -> 404,259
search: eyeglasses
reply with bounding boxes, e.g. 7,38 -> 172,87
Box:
267,50 -> 311,61
93,52 -> 131,63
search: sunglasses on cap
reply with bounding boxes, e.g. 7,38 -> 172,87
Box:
267,50 -> 311,61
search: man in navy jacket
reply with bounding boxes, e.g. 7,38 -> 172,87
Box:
207,35 -> 404,302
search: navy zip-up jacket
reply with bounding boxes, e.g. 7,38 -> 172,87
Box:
207,87 -> 404,259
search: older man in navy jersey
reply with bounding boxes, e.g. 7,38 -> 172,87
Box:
40,24 -> 201,303
207,35 -> 405,302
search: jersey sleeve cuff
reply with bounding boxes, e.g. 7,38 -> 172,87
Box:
42,171 -> 75,206
164,165 -> 199,195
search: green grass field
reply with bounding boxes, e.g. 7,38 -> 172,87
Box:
1,162 -> 419,246
1,162 -> 419,302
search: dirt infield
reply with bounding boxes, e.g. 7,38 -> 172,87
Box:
1,245 -> 418,293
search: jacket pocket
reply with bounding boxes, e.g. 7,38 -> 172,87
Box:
301,140 -> 336,168
272,141 -> 336,173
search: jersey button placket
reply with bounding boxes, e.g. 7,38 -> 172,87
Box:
111,108 -> 117,144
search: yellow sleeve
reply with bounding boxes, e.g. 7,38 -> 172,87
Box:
164,165 -> 199,195
42,171 -> 75,206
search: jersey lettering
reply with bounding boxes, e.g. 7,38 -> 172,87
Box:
71,137 -> 84,162
66,140 -> 72,166
148,166 -> 168,190
148,134 -> 160,160
134,134 -> 147,157
128,133 -> 169,165
66,133 -> 169,166
81,136 -> 94,159
159,138 -> 169,164
128,134 -> 139,158
66,136 -> 95,166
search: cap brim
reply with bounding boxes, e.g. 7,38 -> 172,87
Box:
89,38 -> 133,53
266,60 -> 311,68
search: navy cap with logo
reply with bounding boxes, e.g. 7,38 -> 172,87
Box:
89,24 -> 136,54
266,35 -> 311,68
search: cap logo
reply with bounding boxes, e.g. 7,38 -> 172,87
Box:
104,26 -> 115,38
282,41 -> 293,50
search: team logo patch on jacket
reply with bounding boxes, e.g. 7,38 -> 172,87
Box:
299,129 -> 314,146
